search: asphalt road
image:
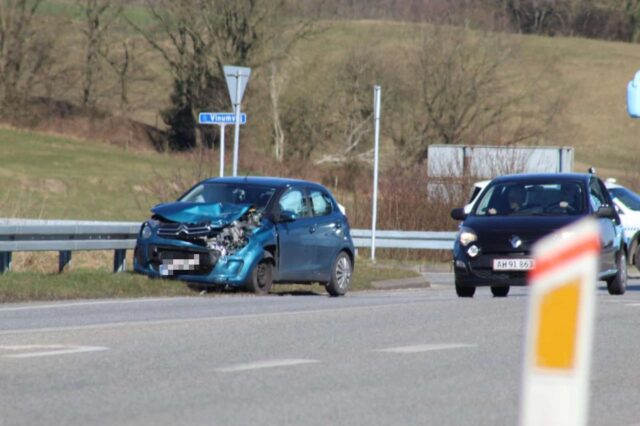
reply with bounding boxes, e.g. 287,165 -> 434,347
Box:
1,277 -> 640,426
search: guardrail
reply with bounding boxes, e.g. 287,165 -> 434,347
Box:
0,220 -> 141,274
0,219 -> 457,274
350,229 -> 456,250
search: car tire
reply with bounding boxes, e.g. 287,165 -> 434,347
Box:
491,286 -> 510,297
607,250 -> 627,295
325,252 -> 352,297
455,281 -> 475,298
246,258 -> 274,295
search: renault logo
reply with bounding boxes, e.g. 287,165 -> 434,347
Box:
510,235 -> 523,249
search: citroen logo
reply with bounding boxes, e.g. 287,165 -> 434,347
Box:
510,235 -> 522,249
177,224 -> 188,235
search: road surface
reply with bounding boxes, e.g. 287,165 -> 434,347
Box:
1,278 -> 639,425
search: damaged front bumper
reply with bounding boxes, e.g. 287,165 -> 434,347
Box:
134,236 -> 265,287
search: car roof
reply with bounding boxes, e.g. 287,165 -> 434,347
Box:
489,173 -> 593,184
473,180 -> 491,188
202,176 -> 326,190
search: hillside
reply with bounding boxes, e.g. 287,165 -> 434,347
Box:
0,126 -> 188,220
3,16 -> 640,222
18,13 -> 639,175
286,21 -> 640,176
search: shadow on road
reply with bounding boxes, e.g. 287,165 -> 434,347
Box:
273,290 -> 326,297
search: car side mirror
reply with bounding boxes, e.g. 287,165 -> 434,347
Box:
451,208 -> 467,221
277,210 -> 297,223
596,205 -> 615,219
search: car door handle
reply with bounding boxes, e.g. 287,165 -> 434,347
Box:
309,225 -> 317,234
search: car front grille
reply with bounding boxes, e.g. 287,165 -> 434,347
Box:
157,222 -> 211,239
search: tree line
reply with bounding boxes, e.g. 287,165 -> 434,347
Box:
0,0 -> 571,168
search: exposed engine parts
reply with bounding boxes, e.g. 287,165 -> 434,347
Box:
204,208 -> 262,259
155,207 -> 263,264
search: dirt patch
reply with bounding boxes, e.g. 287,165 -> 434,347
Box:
43,178 -> 67,194
7,97 -> 168,152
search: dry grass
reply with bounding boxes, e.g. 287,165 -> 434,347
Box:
0,259 -> 420,303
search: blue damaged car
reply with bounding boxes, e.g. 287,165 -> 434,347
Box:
134,177 -> 355,296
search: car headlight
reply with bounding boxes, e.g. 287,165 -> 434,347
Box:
459,227 -> 477,247
141,221 -> 154,239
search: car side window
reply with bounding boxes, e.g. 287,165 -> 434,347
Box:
589,179 -> 606,211
310,189 -> 333,216
278,188 -> 309,217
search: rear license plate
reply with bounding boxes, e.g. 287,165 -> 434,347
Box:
492,258 -> 535,271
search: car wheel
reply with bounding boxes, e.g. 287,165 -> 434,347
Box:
455,281 -> 475,298
247,259 -> 274,295
491,286 -> 510,297
607,250 -> 627,295
325,252 -> 352,297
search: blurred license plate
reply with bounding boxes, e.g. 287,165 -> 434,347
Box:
493,258 -> 535,271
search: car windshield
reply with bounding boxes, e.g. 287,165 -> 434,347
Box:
179,183 -> 277,209
473,181 -> 585,216
609,187 -> 640,211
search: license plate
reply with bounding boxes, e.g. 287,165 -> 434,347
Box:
492,258 -> 535,271
159,254 -> 201,276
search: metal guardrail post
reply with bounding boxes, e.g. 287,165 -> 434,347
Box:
113,249 -> 127,273
58,251 -> 72,273
0,252 -> 12,274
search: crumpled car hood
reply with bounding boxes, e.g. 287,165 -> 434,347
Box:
151,202 -> 252,228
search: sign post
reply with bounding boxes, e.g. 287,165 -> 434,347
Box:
219,125 -> 226,177
223,65 -> 252,177
521,218 -> 600,426
371,85 -> 382,262
198,112 -> 247,177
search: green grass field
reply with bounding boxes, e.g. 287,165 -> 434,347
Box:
0,260 -> 420,303
0,126 -> 186,220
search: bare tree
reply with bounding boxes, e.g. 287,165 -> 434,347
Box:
100,38 -> 140,111
269,61 -> 287,162
0,0 -> 53,111
314,48 -> 377,165
79,0 -> 123,108
399,27 -> 563,161
266,12 -> 321,162
129,0 -> 317,151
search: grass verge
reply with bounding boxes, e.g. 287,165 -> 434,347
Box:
271,259 -> 421,295
0,260 -> 421,303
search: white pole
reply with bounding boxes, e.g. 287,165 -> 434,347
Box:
219,124 -> 226,177
371,85 -> 381,262
232,70 -> 242,177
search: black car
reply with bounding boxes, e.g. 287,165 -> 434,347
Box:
450,173 -> 627,298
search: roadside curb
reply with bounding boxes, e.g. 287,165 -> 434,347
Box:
371,276 -> 431,290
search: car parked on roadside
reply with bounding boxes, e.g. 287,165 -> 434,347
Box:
605,179 -> 640,269
464,180 -> 490,214
450,173 -> 627,298
134,177 -> 355,296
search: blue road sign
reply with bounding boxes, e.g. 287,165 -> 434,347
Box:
199,112 -> 247,125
